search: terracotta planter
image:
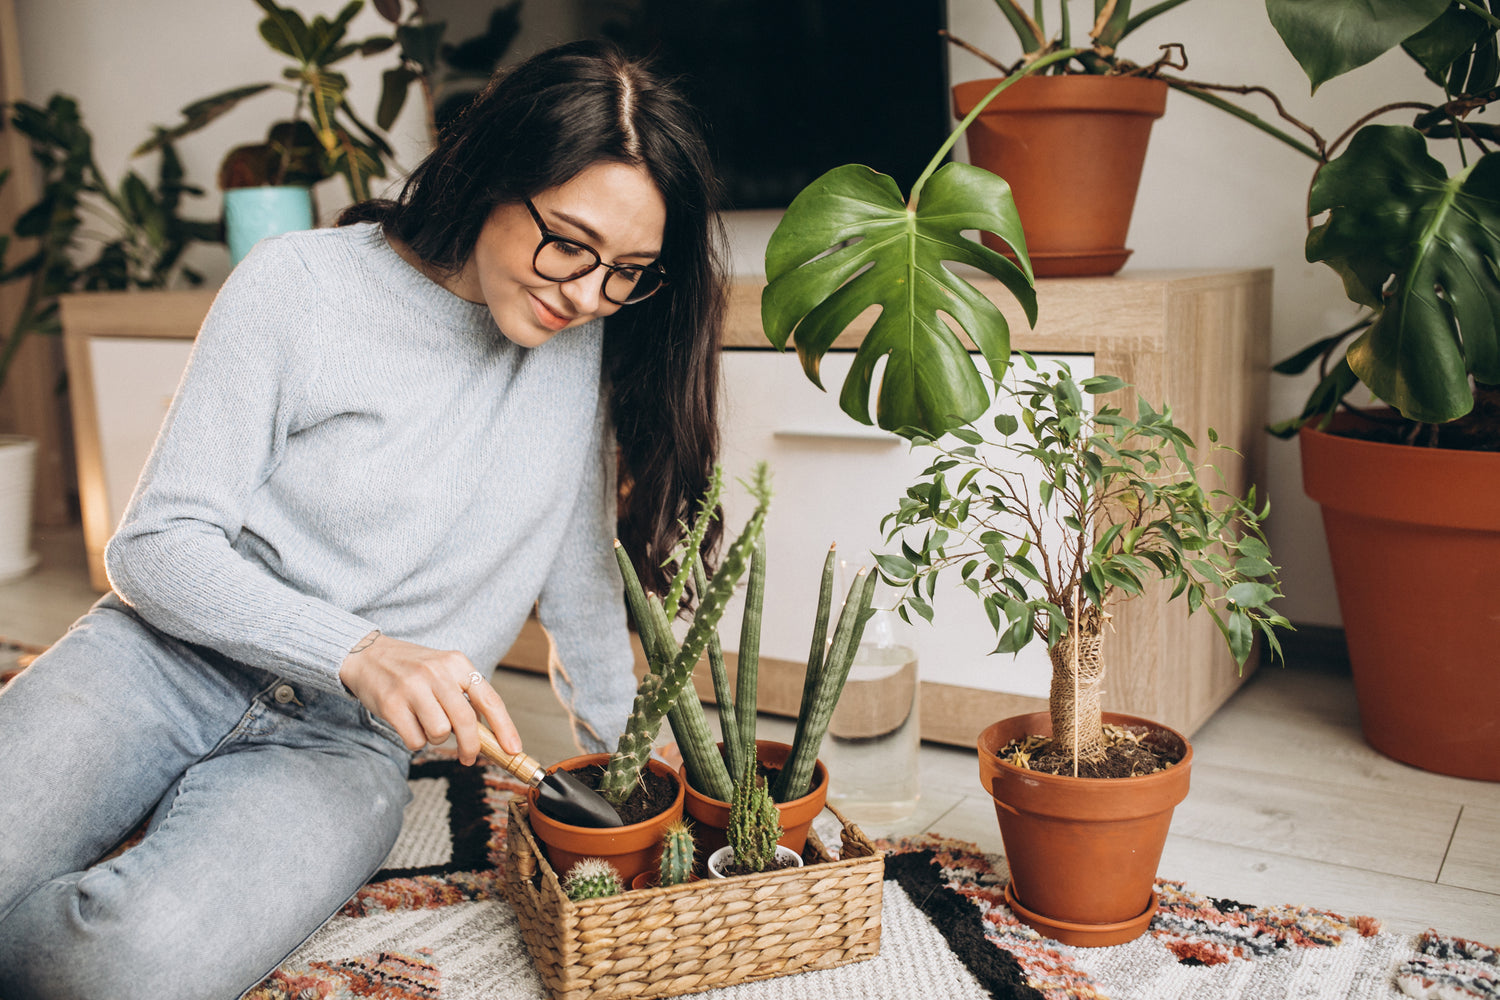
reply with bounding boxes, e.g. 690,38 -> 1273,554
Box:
978,712 -> 1192,947
525,753 -> 685,886
1301,419 -> 1500,781
681,740 -> 829,859
952,75 -> 1168,277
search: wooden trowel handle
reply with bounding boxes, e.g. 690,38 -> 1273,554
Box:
476,724 -> 545,786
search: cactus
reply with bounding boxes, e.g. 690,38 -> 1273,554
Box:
657,819 -> 696,887
726,757 -> 782,873
599,464 -> 771,808
562,858 -> 623,901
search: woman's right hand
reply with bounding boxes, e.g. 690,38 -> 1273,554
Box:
338,633 -> 522,766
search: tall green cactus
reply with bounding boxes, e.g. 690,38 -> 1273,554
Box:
657,819 -> 696,887
726,758 -> 782,873
599,464 -> 772,808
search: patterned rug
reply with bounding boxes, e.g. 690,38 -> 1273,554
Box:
247,751 -> 1500,1000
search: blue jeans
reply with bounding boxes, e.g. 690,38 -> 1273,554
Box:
0,594 -> 413,999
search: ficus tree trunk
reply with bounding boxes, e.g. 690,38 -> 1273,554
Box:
1047,604 -> 1108,764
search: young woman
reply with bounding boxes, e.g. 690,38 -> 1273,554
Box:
0,40 -> 726,999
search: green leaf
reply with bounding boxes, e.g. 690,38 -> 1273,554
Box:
1227,609 -> 1254,665
1309,126 -> 1500,423
761,161 -> 1037,437
1226,581 -> 1277,608
875,553 -> 916,580
1402,3 -> 1491,84
993,412 -> 1019,436
1234,555 -> 1275,577
397,20 -> 447,74
133,84 -> 274,156
1266,0 -> 1449,92
1081,374 -> 1127,395
256,0 -> 314,62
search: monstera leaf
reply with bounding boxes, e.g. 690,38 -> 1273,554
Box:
1267,0 -> 1450,92
1308,124 -> 1500,423
761,161 -> 1038,436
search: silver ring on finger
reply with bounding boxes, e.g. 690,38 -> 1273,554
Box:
464,671 -> 485,701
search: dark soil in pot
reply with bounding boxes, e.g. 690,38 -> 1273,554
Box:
998,723 -> 1184,778
569,763 -> 678,825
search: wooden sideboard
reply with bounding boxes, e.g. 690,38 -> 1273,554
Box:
60,267 -> 1270,746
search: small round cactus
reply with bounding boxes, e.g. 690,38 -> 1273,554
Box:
562,858 -> 623,901
658,819 -> 696,887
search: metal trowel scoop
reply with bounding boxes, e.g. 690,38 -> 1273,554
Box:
476,724 -> 624,828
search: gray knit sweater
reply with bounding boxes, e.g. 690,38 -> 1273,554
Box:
106,222 -> 636,752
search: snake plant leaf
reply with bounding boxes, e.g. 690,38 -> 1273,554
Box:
1266,0 -> 1450,92
1308,124 -> 1500,424
762,162 -> 1037,437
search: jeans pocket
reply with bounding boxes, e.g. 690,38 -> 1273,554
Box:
359,708 -> 412,757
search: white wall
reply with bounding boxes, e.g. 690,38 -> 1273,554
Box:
15,0 -> 1445,627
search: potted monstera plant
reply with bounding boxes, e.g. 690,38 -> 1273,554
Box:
1254,0 -> 1500,781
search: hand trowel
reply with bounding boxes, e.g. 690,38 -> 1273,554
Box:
476,724 -> 624,828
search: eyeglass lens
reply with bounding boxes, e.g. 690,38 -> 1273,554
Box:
534,240 -> 663,304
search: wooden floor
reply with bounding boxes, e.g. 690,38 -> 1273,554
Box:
5,524 -> 1498,944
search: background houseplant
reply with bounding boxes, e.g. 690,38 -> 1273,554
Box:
0,95 -> 217,581
874,357 -> 1283,944
1245,0 -> 1500,780
135,0 -> 406,264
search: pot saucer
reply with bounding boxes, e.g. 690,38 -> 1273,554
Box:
1003,882 -> 1157,947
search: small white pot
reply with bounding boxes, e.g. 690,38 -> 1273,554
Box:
705,844 -> 803,879
0,435 -> 38,583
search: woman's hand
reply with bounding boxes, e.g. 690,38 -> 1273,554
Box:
338,632 -> 523,766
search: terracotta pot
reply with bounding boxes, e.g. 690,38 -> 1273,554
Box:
525,753 -> 684,886
681,740 -> 829,859
977,711 -> 1192,947
1301,418 -> 1500,781
951,75 -> 1168,277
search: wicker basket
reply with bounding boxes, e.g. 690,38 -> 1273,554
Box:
503,799 -> 884,1000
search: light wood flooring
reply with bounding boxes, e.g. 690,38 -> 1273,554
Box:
4,524 -> 1497,944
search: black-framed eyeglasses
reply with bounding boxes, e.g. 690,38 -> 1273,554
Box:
524,199 -> 667,305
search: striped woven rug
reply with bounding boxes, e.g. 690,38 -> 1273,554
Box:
246,751 -> 1499,1000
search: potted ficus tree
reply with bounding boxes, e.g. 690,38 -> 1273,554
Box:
1235,0 -> 1500,781
875,357 -> 1285,945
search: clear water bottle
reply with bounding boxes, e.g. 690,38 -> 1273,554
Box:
824,575 -> 920,824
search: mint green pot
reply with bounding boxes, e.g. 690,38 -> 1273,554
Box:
224,186 -> 315,266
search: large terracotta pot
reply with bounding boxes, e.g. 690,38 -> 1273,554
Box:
681,740 -> 829,860
525,753 -> 684,885
1301,419 -> 1500,781
951,75 -> 1168,277
978,712 -> 1192,947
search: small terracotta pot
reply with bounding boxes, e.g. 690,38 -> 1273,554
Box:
952,75 -> 1168,277
681,740 -> 829,860
525,753 -> 684,886
1301,418 -> 1500,780
978,712 -> 1191,947
628,869 -> 700,891
704,844 -> 804,879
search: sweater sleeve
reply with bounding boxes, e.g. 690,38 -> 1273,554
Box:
105,239 -> 376,694
536,405 -> 637,754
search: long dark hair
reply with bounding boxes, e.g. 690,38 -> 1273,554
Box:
341,40 -> 726,594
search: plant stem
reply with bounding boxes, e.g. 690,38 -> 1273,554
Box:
1454,0 -> 1500,31
1163,80 -> 1323,161
909,47 -> 1083,205
733,536 -> 765,780
693,558 -> 742,777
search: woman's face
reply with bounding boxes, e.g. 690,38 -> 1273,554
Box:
453,161 -> 667,348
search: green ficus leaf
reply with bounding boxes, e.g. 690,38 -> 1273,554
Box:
1309,126 -> 1500,423
761,161 -> 1037,437
1266,0 -> 1449,92
1226,581 -> 1278,608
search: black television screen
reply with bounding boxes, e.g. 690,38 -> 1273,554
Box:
595,0 -> 952,210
